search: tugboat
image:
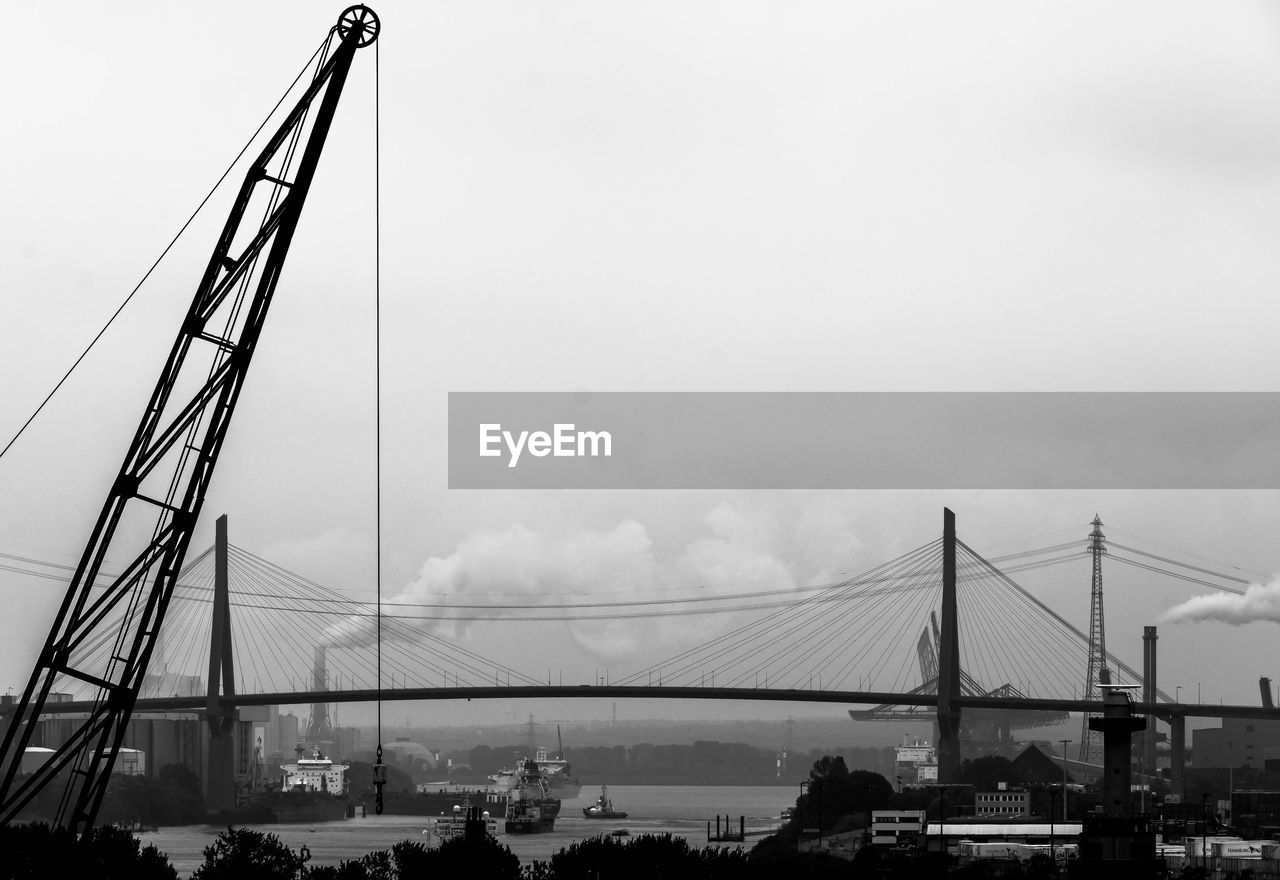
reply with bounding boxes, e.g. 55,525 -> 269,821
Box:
504,758 -> 557,833
582,785 -> 627,820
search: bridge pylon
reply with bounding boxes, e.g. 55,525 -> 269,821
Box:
205,515 -> 237,813
936,508 -> 962,783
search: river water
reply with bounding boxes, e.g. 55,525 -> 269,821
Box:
140,785 -> 794,877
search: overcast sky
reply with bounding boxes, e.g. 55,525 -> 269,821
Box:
4,1 -> 1280,735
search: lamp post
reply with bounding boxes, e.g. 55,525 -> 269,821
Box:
1058,739 -> 1072,821
1175,685 -> 1182,703
1202,793 -> 1211,871
1227,741 -> 1235,825
938,785 -> 947,860
1050,786 -> 1056,863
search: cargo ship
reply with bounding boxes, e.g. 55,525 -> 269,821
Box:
503,758 -> 558,833
490,739 -> 581,801
263,746 -> 350,822
367,778 -> 562,820
534,749 -> 582,800
538,728 -> 583,799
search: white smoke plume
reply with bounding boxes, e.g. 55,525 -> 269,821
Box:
391,502 -> 848,663
1162,577 -> 1280,626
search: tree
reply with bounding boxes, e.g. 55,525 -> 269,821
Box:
749,833 -> 851,879
159,762 -> 206,823
808,755 -> 852,786
94,763 -> 206,826
388,834 -> 521,879
301,849 -> 393,880
795,757 -> 892,834
0,823 -> 175,880
190,827 -> 306,880
549,833 -> 755,880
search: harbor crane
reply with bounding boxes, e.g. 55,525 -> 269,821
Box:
0,6 -> 379,834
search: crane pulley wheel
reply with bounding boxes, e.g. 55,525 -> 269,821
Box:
338,5 -> 380,46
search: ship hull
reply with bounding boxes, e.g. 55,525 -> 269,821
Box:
367,790 -> 560,819
371,790 -> 490,816
505,816 -> 556,834
258,792 -> 350,823
548,776 -> 582,799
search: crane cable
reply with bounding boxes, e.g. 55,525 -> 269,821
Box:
0,36 -> 331,464
372,36 -> 387,815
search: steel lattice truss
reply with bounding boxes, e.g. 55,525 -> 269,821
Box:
0,7 -> 379,832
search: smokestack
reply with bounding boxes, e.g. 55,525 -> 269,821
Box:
1261,677 -> 1274,710
1142,627 -> 1157,785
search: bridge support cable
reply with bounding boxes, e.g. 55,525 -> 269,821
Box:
853,540 -> 1091,746
0,8 -> 380,834
110,538 -> 547,702
757,542 -> 942,692
619,518 -> 1116,711
0,539 -> 1086,620
617,540 -> 946,691
224,545 -> 544,687
955,547 -> 1085,700
957,539 -> 1170,703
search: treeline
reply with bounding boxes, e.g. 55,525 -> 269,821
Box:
457,742 -> 895,784
0,825 -> 854,880
14,763 -> 206,827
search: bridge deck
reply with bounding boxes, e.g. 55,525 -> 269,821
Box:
4,685 -> 1274,721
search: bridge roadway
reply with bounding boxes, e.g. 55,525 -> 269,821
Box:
5,686 -> 1279,722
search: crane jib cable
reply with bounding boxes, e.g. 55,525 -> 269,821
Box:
0,36 -> 331,464
372,30 -> 386,816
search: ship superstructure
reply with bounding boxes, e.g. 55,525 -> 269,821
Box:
503,758 -> 558,833
281,747 -> 349,794
893,736 -> 938,790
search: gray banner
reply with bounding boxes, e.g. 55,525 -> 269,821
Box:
447,392 -> 1280,489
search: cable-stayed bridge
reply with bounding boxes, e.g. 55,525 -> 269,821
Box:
3,516 -> 1169,705
3,507 -> 1273,813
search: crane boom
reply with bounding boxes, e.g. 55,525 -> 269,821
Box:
0,6 -> 379,833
